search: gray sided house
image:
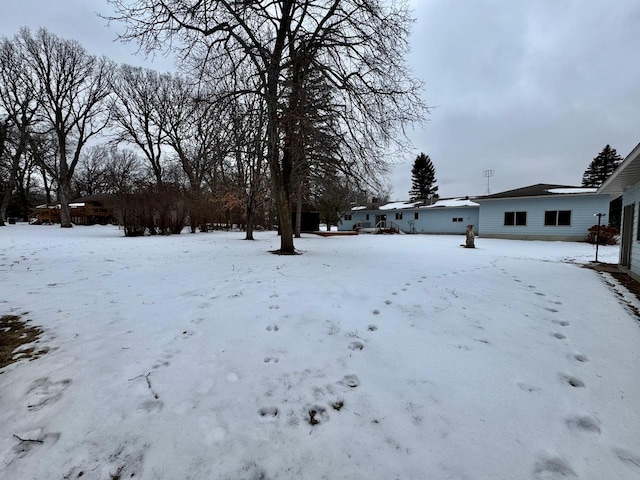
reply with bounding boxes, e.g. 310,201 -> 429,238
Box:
476,184 -> 609,241
339,198 -> 479,234
598,142 -> 640,279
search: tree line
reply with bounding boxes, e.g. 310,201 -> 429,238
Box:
0,0 -> 426,253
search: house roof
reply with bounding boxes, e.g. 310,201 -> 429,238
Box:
598,142 -> 640,198
477,183 -> 597,200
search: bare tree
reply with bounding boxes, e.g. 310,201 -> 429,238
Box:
108,0 -> 425,253
0,35 -> 40,225
110,65 -> 167,187
21,27 -> 114,227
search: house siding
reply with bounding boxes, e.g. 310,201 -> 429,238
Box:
339,207 -> 479,234
477,194 -> 609,241
622,184 -> 640,279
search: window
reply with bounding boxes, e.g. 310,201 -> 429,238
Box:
414,212 -> 419,220
395,212 -> 403,220
544,210 -> 571,226
452,217 -> 464,222
344,214 -> 352,221
504,211 -> 527,226
366,214 -> 370,221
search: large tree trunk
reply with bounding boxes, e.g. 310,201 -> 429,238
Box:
58,180 -> 73,228
295,180 -> 302,238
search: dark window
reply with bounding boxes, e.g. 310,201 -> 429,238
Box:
366,214 -> 369,221
504,212 -> 514,225
344,214 -> 352,221
414,212 -> 419,220
395,212 -> 403,220
558,210 -> 571,226
452,217 -> 458,222
504,211 -> 527,226
458,217 -> 463,222
544,210 -> 571,226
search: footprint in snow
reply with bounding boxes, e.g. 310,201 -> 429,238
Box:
266,325 -> 279,332
545,307 -> 559,313
533,455 -> 577,479
573,353 -> 589,363
384,300 -> 392,305
338,374 -> 360,388
368,324 -> 378,331
552,332 -> 567,340
565,415 -> 601,434
553,320 -> 570,327
348,341 -> 364,351
263,357 -> 279,364
613,447 -> 640,471
26,378 -> 72,411
518,382 -> 541,393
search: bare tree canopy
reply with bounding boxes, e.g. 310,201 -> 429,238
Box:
108,0 -> 426,253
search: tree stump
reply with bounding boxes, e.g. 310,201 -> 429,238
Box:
465,225 -> 475,248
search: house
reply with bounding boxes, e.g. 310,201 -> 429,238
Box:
598,142 -> 640,278
29,194 -> 113,225
339,197 -> 479,235
475,184 -> 609,241
339,183 -> 609,241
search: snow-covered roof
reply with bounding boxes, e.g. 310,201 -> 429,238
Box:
546,188 -> 597,194
378,201 -> 422,210
424,198 -> 479,208
351,206 -> 367,211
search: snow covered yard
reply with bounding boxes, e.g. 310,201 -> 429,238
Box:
0,225 -> 639,480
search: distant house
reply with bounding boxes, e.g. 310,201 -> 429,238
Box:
598,142 -> 640,278
475,184 -> 609,241
29,194 -> 113,225
339,197 -> 479,234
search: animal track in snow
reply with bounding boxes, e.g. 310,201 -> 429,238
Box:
545,307 -> 559,313
258,407 -> 279,418
533,456 -> 577,479
535,292 -> 546,296
518,383 -> 541,393
552,332 -> 567,340
268,305 -> 280,310
266,325 -> 279,332
565,415 -> 601,434
338,374 -> 360,388
372,309 -> 380,315
613,447 -> 640,471
368,324 -> 378,331
263,357 -> 279,363
573,353 -> 589,363
384,300 -> 392,305
553,320 -> 570,327
560,373 -> 585,388
349,341 -> 364,351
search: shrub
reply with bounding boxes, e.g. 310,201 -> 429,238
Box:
586,225 -> 619,245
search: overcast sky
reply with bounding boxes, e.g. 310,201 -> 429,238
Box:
2,0 -> 640,199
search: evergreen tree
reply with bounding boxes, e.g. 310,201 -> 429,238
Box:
409,153 -> 439,201
582,145 -> 622,187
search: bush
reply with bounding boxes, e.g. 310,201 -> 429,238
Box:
586,224 -> 619,245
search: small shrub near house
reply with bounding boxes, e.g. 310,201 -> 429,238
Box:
586,225 -> 619,245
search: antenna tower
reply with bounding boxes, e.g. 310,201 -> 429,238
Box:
483,169 -> 494,195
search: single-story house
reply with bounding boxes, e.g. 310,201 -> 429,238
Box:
475,184 -> 610,241
598,142 -> 640,278
339,198 -> 479,235
340,183 -> 609,241
29,194 -> 113,225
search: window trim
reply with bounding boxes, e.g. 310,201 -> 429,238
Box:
544,210 -> 572,226
504,211 -> 527,226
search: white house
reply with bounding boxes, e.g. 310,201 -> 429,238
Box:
339,198 -> 479,234
339,183 -> 609,242
475,184 -> 609,241
598,142 -> 640,278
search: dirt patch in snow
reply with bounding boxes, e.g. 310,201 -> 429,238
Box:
0,314 -> 47,372
585,262 -> 640,318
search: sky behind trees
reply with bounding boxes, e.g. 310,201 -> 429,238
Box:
2,0 -> 639,199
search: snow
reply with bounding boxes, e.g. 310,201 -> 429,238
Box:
1,224 -> 639,480
424,198 -> 479,208
351,206 -> 367,211
378,201 -> 421,210
547,188 -> 598,194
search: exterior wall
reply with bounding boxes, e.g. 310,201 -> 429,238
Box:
339,207 -> 479,234
622,184 -> 640,280
477,194 -> 610,241
400,207 -> 479,234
